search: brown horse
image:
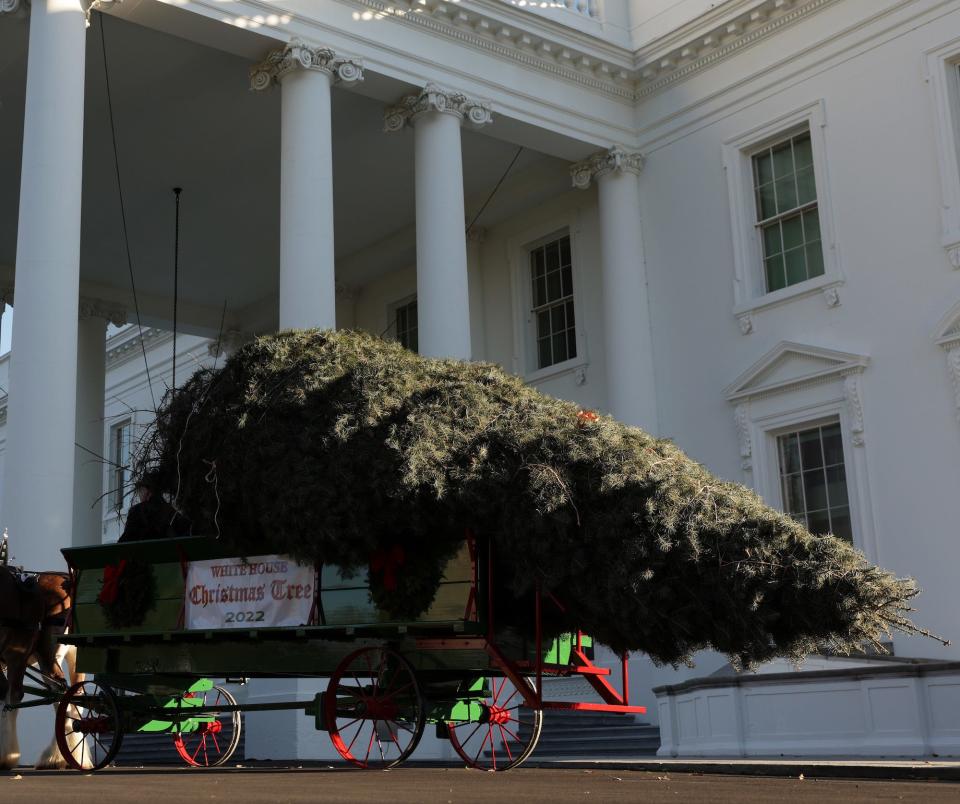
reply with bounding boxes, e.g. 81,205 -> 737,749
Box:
0,567 -> 84,770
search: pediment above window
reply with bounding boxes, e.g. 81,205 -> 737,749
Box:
934,300 -> 960,349
725,341 -> 870,402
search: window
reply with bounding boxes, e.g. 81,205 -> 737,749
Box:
530,234 -> 576,370
723,101 -> 841,315
776,421 -> 852,542
752,130 -> 824,292
109,420 -> 132,511
925,41 -> 960,265
392,297 -> 418,353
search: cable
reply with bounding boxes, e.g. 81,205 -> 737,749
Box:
466,146 -> 524,235
172,187 -> 182,390
98,12 -> 157,413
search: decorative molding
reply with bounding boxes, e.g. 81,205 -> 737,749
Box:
0,394 -> 6,426
347,0 -> 839,102
105,327 -> 170,369
842,371 -> 865,447
383,83 -> 493,132
79,296 -> 126,327
569,146 -> 644,190
948,245 -> 960,271
737,313 -> 754,336
822,286 -> 841,308
250,39 -> 364,91
734,403 -> 753,471
635,0 -> 841,99
726,341 -> 870,403
945,345 -> 960,422
0,0 -> 23,14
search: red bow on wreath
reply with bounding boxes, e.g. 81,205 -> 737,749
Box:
370,546 -> 405,592
98,560 -> 127,605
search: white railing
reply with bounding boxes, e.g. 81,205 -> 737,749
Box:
503,0 -> 601,21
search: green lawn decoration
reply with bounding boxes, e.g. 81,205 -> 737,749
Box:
139,329 -> 940,667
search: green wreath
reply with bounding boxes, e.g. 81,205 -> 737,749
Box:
98,559 -> 157,629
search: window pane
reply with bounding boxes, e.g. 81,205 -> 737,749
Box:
826,465 -> 849,509
552,332 -> 568,364
830,507 -> 852,543
796,166 -> 817,205
534,277 -> 547,307
545,241 -> 560,271
757,184 -> 777,221
538,337 -> 551,369
803,208 -> 821,241
762,222 -> 782,257
537,310 -> 550,338
806,243 -> 825,278
567,329 -> 577,359
784,247 -> 807,286
779,433 -> 801,474
566,300 -> 575,328
799,429 -> 823,469
533,249 -> 545,277
754,152 -> 774,186
772,142 -> 794,180
560,236 -> 571,267
807,508 -> 831,536
561,265 -> 573,298
782,473 -> 805,515
781,215 -> 804,250
803,468 -> 828,511
775,176 -> 797,213
821,424 -> 843,465
794,134 -> 813,168
765,254 -> 786,292
547,270 -> 562,302
551,304 -> 566,332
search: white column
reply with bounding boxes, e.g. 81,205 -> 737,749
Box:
571,147 -> 659,432
251,40 -> 363,331
2,0 -> 87,570
385,85 -> 493,360
73,313 -> 107,548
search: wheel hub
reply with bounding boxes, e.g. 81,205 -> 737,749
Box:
486,704 -> 512,726
74,716 -> 114,735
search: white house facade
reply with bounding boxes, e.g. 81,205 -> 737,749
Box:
1,0 -> 959,761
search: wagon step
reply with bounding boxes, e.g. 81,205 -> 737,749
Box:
514,662 -> 610,677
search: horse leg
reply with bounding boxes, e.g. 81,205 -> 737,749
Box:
0,654 -> 26,770
35,642 -> 71,770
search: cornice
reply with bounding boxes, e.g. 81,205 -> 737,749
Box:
250,38 -> 364,90
344,0 -> 841,103
106,327 -> 170,370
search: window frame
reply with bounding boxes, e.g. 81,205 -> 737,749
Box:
723,100 -> 843,317
387,294 -> 419,354
508,220 -> 589,384
108,418 -> 133,514
925,39 -> 960,266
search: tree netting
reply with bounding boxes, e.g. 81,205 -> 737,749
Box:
139,329 -> 935,667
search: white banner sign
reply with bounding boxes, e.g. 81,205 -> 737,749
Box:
185,555 -> 315,630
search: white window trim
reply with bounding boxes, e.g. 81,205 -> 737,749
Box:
925,38 -> 960,268
726,341 -> 878,562
723,100 -> 844,321
507,218 -> 589,384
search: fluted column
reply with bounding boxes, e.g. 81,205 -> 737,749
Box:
385,85 -> 492,360
251,40 -> 363,331
2,0 -> 87,570
571,147 -> 658,432
73,300 -> 124,547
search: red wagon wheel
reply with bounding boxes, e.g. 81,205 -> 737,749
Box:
447,677 -> 543,771
325,646 -> 425,769
173,685 -> 243,768
55,680 -> 124,771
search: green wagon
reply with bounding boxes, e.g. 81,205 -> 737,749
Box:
49,534 -> 643,772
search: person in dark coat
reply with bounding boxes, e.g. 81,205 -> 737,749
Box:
118,472 -> 192,543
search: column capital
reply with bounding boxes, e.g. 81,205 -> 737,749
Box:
250,39 -> 364,92
383,83 -> 493,133
0,0 -> 25,15
570,146 -> 645,190
79,296 -> 126,326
